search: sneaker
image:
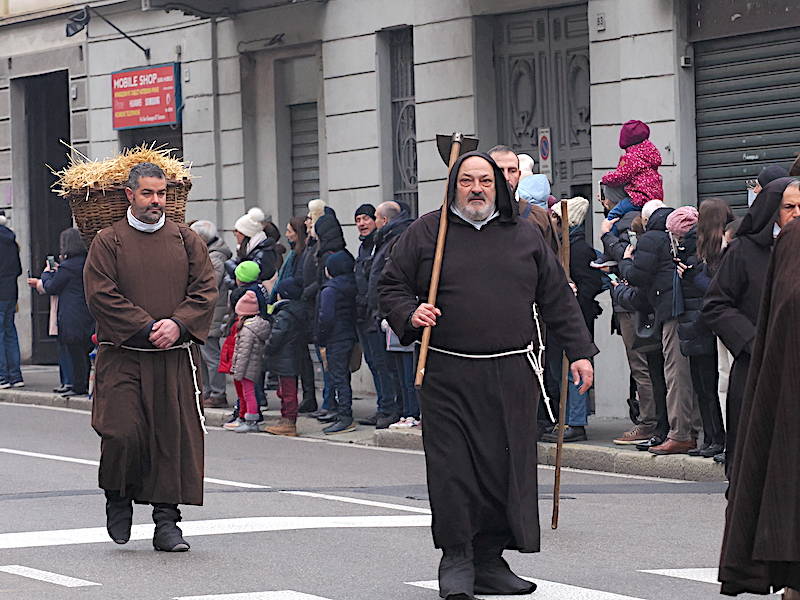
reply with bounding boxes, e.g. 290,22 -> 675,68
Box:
233,419 -> 260,433
11,381 -> 24,388
223,418 -> 244,430
323,418 -> 356,435
0,380 -> 11,390
613,424 -> 656,445
389,417 -> 420,429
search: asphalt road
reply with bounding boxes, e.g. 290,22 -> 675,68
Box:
0,402 -> 755,600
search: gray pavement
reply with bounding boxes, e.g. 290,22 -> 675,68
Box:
0,401 -> 754,600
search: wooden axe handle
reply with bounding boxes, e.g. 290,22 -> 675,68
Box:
415,136 -> 464,389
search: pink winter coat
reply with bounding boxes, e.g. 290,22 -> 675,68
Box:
601,139 -> 664,207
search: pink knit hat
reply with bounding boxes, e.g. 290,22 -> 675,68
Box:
619,120 -> 650,149
235,290 -> 260,317
666,206 -> 699,237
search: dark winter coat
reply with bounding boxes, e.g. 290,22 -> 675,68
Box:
568,225 -> 603,335
619,206 -> 677,323
354,230 -> 377,323
673,227 -> 716,356
0,226 -> 21,302
206,236 -> 233,338
703,177 -> 793,359
317,271 -> 357,347
265,299 -> 305,377
719,218 -> 800,596
366,213 -> 414,329
269,246 -> 302,304
378,151 -> 597,554
601,209 -> 641,315
40,255 -> 94,344
224,234 -> 279,289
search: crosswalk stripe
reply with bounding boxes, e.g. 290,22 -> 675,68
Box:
0,515 -> 431,550
175,592 -> 331,599
0,565 -> 100,587
406,579 -> 647,600
639,569 -> 781,595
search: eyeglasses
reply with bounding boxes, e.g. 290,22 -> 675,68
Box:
745,179 -> 758,190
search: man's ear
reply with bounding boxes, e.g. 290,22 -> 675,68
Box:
125,187 -> 134,203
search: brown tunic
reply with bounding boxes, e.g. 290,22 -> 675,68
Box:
84,218 -> 217,505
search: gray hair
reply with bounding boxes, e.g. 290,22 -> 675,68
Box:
785,179 -> 800,191
190,220 -> 218,243
487,144 -> 515,157
376,201 -> 401,222
126,162 -> 166,191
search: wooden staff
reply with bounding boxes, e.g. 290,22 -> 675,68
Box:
414,133 -> 465,389
551,199 -> 571,530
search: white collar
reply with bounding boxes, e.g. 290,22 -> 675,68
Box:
127,207 -> 165,233
449,203 -> 500,230
774,222 -> 781,239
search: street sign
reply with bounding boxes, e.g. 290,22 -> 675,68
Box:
111,63 -> 181,130
538,127 -> 553,184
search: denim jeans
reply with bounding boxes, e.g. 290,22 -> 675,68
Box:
315,345 -> 335,411
365,328 -> 399,416
200,336 -> 227,399
545,342 -> 589,427
391,351 -> 419,419
357,322 -> 392,408
326,339 -> 355,418
58,340 -> 74,387
606,196 -> 637,234
0,300 -> 21,383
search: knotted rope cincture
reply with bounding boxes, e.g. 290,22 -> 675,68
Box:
99,340 -> 208,435
425,303 -> 555,423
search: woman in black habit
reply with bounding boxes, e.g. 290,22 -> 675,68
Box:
378,152 -> 596,600
719,214 -> 800,598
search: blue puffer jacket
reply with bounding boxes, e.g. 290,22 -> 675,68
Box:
317,270 -> 357,346
40,255 -> 94,343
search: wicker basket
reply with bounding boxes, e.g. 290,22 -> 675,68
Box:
67,178 -> 191,244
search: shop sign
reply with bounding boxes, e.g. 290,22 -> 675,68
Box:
111,63 -> 181,129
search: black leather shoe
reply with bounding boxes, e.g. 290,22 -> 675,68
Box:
317,411 -> 339,423
309,408 -> 328,418
358,413 -> 378,426
636,434 -> 665,451
105,491 -> 133,544
297,397 -> 317,414
698,442 -> 724,458
376,413 -> 400,430
713,451 -> 726,464
53,384 -> 72,393
540,426 -> 587,443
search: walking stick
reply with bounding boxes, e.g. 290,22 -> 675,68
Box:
551,200 -> 571,530
414,132 -> 477,389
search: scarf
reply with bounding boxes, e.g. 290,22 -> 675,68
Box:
127,207 -> 165,233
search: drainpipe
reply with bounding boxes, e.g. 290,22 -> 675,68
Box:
210,17 -> 224,229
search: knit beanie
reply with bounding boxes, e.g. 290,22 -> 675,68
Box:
517,174 -> 551,208
547,195 -> 559,210
641,199 -> 666,223
308,199 -> 326,225
518,153 -> 535,178
354,203 -> 376,220
234,207 -> 266,238
666,206 -> 699,237
757,165 -> 789,188
314,213 -> 342,241
325,250 -> 355,277
275,277 -> 302,301
619,120 -> 650,149
235,290 -> 260,317
234,260 -> 260,283
551,197 -> 590,227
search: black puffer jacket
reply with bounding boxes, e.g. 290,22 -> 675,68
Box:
568,225 -> 604,334
619,206 -> 677,323
367,212 -> 414,330
0,226 -> 21,302
674,226 -> 716,356
265,299 -> 305,377
354,230 -> 376,323
223,234 -> 279,288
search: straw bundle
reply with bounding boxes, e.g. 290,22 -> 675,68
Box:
52,144 -> 192,243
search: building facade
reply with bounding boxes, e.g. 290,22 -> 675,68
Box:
1,0 -> 799,414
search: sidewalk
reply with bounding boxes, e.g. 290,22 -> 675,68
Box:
2,365 -> 725,482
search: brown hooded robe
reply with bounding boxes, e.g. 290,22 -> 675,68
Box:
84,218 -> 217,505
719,217 -> 800,595
378,152 -> 597,552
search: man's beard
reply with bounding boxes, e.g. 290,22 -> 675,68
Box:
459,195 -> 496,221
138,206 -> 164,224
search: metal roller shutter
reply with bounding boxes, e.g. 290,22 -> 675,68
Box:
695,26 -> 800,210
290,102 -> 320,216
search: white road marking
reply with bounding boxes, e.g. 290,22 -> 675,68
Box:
638,568 -> 781,594
0,446 -> 429,514
0,515 -> 431,550
175,592 -> 331,600
407,579 -> 647,600
0,565 -> 101,587
538,464 -> 686,484
0,402 -> 90,415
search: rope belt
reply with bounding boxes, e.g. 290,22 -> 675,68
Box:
99,340 -> 207,435
424,304 -> 555,423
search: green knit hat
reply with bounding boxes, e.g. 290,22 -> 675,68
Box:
234,260 -> 260,283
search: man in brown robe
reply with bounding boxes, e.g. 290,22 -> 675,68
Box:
378,152 -> 597,600
719,210 -> 800,598
84,162 -> 217,552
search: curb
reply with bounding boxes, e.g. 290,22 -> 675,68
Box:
374,428 -> 726,482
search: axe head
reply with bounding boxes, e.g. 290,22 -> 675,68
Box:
437,133 -> 479,166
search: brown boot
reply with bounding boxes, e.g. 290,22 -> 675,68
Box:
648,438 -> 696,455
203,396 -> 228,409
264,418 -> 298,437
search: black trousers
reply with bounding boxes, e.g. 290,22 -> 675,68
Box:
645,350 -> 669,438
64,339 -> 92,395
689,352 -> 725,447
